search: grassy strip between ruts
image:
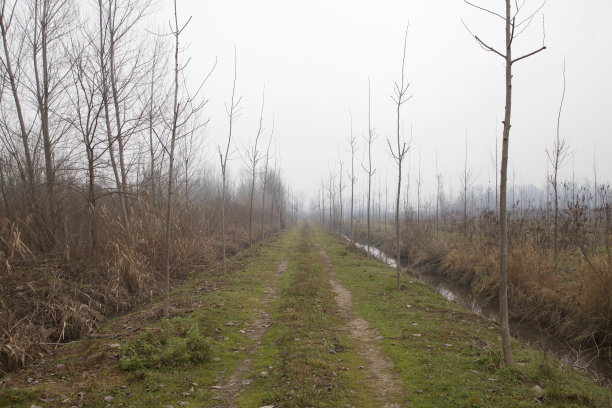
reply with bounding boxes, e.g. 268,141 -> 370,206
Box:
238,222 -> 379,407
0,231 -> 292,408
314,226 -> 612,408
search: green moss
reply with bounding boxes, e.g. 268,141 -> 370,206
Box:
0,388 -> 39,407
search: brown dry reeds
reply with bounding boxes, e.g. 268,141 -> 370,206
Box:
0,198 -> 258,375
429,231 -> 612,353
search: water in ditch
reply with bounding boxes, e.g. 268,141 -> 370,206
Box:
346,236 -> 612,386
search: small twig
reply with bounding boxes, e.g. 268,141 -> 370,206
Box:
463,0 -> 505,21
512,45 -> 546,64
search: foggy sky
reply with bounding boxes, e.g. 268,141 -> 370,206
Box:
155,0 -> 611,205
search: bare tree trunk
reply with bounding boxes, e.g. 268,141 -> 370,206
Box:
348,111 -> 357,247
247,88 -> 265,256
498,11 -> 513,363
436,150 -> 440,239
163,0 -> 183,318
97,0 -> 130,235
328,172 -> 333,228
593,149 -> 598,242
389,25 -> 411,291
0,2 -> 47,249
0,156 -> 10,218
32,0 -> 58,244
109,26 -> 130,228
148,41 -> 161,202
338,158 -> 344,234
549,62 -> 568,261
464,0 -> 545,365
417,152 -> 421,230
363,79 -> 376,257
460,134 -> 473,237
220,48 -> 240,274
261,133 -> 272,244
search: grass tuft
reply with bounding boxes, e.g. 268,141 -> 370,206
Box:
120,320 -> 211,371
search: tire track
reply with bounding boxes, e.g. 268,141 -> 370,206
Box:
318,245 -> 405,408
210,258 -> 289,408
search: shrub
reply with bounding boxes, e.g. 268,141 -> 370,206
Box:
120,321 -> 211,371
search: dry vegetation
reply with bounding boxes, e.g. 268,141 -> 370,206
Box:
329,182 -> 612,358
0,0 -> 299,375
0,192 -> 290,375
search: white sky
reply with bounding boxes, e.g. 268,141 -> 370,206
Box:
154,0 -> 611,204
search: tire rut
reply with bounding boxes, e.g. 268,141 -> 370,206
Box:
318,245 -> 406,408
210,258 -> 289,408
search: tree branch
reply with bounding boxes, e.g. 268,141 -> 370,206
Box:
511,45 -> 546,64
475,36 -> 506,59
463,0 -> 505,21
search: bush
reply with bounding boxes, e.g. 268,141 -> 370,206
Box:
120,321 -> 211,371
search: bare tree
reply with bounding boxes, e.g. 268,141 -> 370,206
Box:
0,0 -> 46,248
416,151 -> 422,230
163,0 -> 184,317
320,179 -> 326,225
260,125 -> 273,244
362,79 -> 376,257
245,87 -> 265,255
347,110 -> 357,246
0,155 -> 11,218
460,133 -> 474,236
66,34 -> 105,253
593,147 -> 598,240
435,149 -> 443,239
327,169 -> 335,228
146,37 -> 169,203
29,0 -> 75,245
463,0 -> 546,366
96,0 -> 154,235
162,0 -> 210,317
337,154 -> 345,234
219,48 -> 241,274
388,24 -> 411,290
546,61 -> 569,261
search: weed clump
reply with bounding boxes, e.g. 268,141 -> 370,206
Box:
120,321 -> 211,371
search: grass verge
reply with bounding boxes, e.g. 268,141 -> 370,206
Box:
0,232 -> 291,408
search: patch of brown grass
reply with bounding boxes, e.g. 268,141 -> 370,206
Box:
438,234 -> 612,351
0,199 -> 259,375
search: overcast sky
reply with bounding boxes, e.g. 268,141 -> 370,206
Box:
155,1 -> 611,205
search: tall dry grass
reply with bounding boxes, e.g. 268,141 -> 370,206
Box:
0,196 -> 266,375
429,230 -> 611,352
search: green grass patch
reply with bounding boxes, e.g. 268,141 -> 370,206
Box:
239,223 -> 379,407
120,320 -> 211,370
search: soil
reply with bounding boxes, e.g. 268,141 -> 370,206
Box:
318,245 -> 405,408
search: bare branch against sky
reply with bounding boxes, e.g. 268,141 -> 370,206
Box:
152,1 -> 611,201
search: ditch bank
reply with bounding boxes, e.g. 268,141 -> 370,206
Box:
342,232 -> 612,387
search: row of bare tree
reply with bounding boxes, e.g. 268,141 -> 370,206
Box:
314,0 -> 610,367
0,0 -> 294,275
0,0 -> 301,371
